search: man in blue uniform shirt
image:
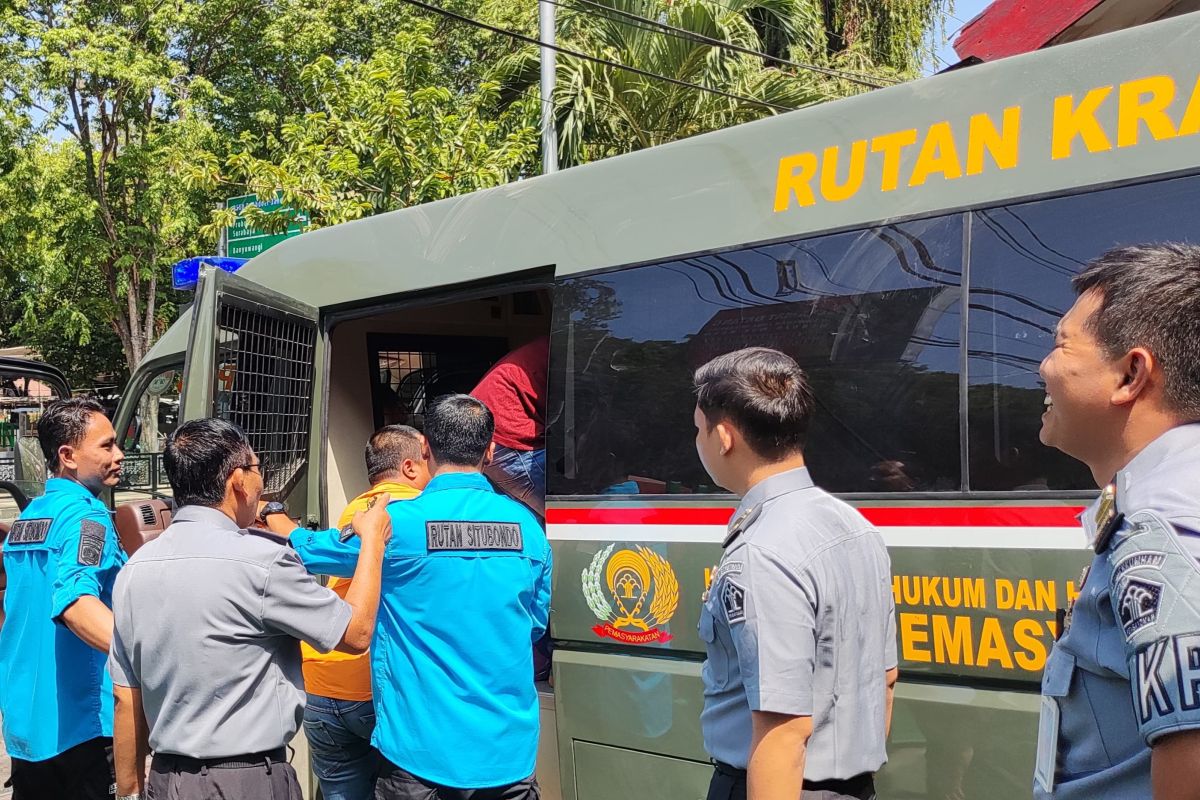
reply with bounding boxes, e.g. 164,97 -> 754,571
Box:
0,398 -> 126,799
283,393 -> 552,800
1035,244 -> 1200,799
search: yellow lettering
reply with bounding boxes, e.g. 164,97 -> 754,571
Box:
932,615 -> 974,665
891,575 -> 901,604
773,152 -> 819,212
819,141 -> 867,203
871,129 -> 919,192
1035,580 -> 1055,613
900,576 -> 920,606
1014,618 -> 1049,672
976,617 -> 1015,669
900,612 -> 932,663
996,579 -> 1014,609
1179,75 -> 1200,137
1012,580 -> 1035,611
921,576 -> 943,606
1052,86 -> 1114,159
964,578 -> 985,609
1118,75 -> 1177,147
1066,580 -> 1080,604
909,121 -> 963,187
966,106 -> 1021,175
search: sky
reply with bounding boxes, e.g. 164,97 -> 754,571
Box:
926,0 -> 995,74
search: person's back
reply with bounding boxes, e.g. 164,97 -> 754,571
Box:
291,393 -> 552,797
378,478 -> 548,784
114,509 -> 338,757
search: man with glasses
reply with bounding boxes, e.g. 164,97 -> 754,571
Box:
107,418 -> 393,800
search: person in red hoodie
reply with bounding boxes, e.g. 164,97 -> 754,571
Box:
471,335 -> 548,518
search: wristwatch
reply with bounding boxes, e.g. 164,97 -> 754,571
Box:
257,501 -> 289,526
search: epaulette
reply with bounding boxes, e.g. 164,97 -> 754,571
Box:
246,527 -> 293,548
723,504 -> 762,548
1093,483 -> 1125,554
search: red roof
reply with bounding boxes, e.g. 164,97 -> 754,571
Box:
952,0 -> 1105,62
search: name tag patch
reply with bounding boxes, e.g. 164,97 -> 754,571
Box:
426,521 -> 523,552
77,519 -> 107,566
7,519 -> 51,544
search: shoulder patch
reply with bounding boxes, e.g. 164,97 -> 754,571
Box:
7,518 -> 51,545
247,528 -> 292,547
426,521 -> 523,552
77,519 -> 107,566
1118,577 -> 1163,640
722,579 -> 747,624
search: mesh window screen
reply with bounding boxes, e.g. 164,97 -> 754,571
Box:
213,298 -> 316,497
375,349 -> 439,429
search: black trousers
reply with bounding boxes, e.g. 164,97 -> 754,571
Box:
9,736 -> 114,800
375,760 -> 540,800
146,748 -> 302,800
707,763 -> 877,800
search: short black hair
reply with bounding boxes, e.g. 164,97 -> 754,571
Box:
1073,243 -> 1200,419
164,418 -> 255,507
693,347 -> 815,461
365,425 -> 424,482
39,397 -> 107,472
424,394 -> 494,467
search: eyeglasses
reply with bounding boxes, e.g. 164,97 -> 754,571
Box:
234,459 -> 267,474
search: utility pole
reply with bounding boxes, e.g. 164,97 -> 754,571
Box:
539,0 -> 558,174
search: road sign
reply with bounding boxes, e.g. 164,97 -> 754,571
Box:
225,193 -> 308,259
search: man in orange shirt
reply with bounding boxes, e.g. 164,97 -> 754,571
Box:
301,425 -> 430,800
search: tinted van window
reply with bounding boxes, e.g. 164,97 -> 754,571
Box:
967,174 -> 1200,491
549,216 -> 965,495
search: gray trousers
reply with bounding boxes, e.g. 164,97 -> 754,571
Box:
146,751 -> 302,800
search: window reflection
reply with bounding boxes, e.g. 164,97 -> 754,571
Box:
967,174 -> 1200,491
549,216 -> 965,495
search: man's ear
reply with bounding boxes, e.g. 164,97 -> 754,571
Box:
1112,347 -> 1155,407
228,469 -> 248,501
715,422 -> 736,456
484,442 -> 496,467
401,459 -> 417,480
421,437 -> 432,461
57,444 -> 78,471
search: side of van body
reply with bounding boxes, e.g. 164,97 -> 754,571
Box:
113,13 -> 1200,798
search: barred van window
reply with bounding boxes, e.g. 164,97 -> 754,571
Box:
214,299 -> 316,498
548,215 -> 966,496
967,173 -> 1200,492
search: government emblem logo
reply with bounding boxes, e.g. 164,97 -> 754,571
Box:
582,544 -> 680,644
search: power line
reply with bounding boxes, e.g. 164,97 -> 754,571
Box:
394,0 -> 796,112
553,0 -> 894,88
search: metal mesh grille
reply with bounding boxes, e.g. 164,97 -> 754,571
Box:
213,298 -> 316,497
376,349 -> 438,429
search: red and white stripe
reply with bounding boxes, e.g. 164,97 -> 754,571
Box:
546,506 -> 1091,549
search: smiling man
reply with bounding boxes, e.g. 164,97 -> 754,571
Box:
0,398 -> 127,800
1035,244 -> 1200,800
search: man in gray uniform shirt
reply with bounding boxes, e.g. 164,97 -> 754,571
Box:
693,348 -> 897,800
1035,244 -> 1200,799
107,418 -> 393,800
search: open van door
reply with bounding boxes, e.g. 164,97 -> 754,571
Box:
180,265 -> 320,509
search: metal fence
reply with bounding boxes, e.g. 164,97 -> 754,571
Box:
0,455 -> 13,483
118,452 -> 166,494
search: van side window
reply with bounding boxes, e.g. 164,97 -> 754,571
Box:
549,215 -> 965,495
966,174 -> 1200,491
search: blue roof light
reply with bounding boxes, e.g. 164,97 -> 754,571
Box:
172,257 -> 250,291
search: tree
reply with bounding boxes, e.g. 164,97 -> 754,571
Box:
187,22 -> 538,230
492,0 -> 951,166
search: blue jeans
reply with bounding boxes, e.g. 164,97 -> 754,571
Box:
304,695 -> 380,800
485,446 -> 545,517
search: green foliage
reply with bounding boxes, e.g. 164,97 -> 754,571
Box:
493,0 -> 951,166
188,23 -> 538,230
0,0 -> 950,390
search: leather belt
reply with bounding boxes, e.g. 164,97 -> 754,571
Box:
155,747 -> 287,770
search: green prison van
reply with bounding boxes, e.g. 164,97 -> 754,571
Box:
109,12 -> 1200,798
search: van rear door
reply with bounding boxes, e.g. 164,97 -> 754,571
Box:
181,266 -> 320,509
